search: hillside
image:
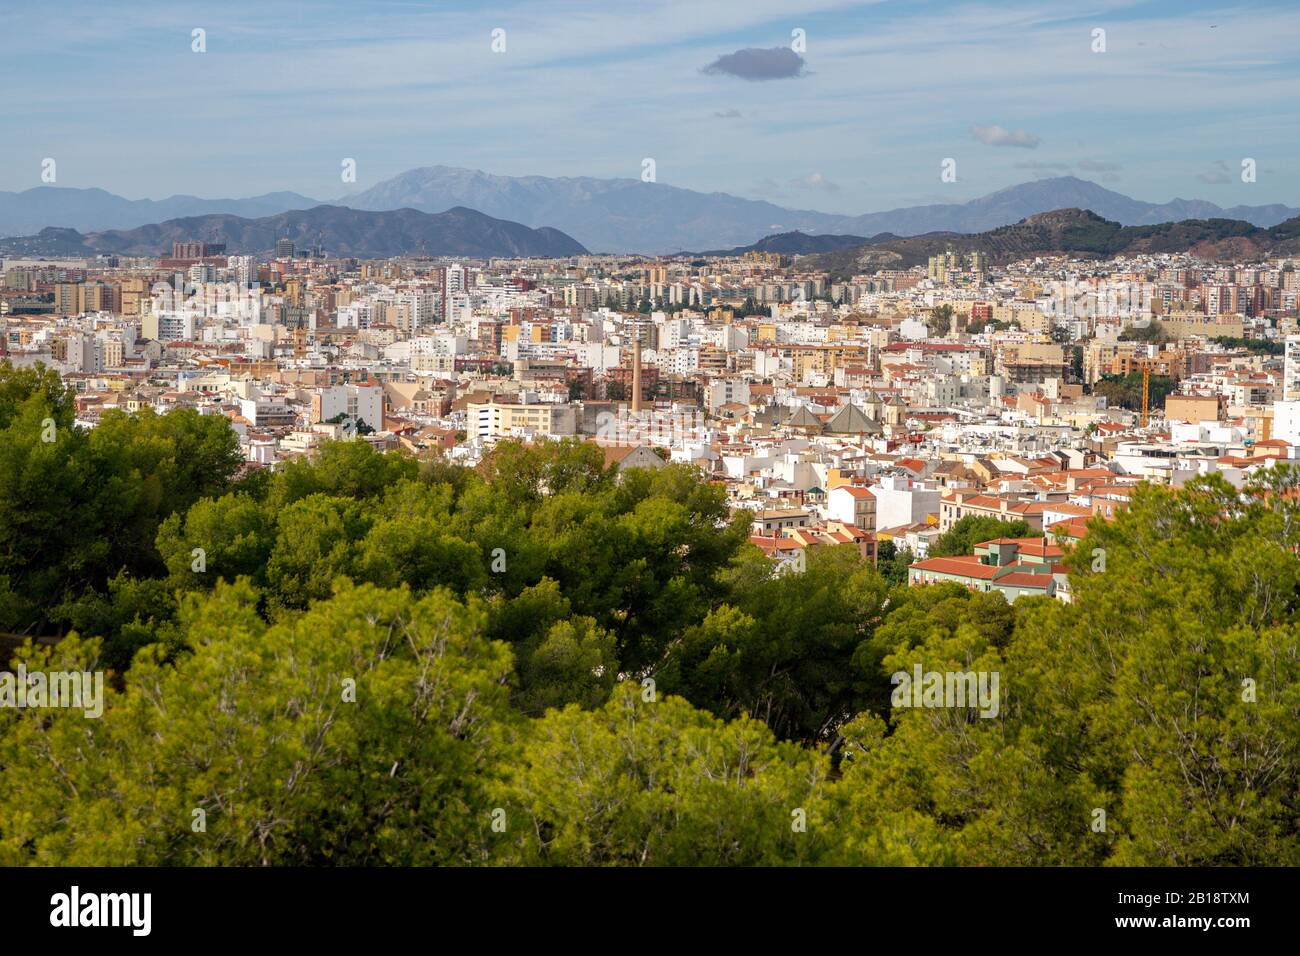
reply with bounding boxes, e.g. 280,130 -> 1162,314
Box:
802,208 -> 1300,275
697,231 -> 879,256
0,205 -> 587,259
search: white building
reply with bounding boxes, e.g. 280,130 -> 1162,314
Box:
1284,335 -> 1300,401
142,311 -> 195,343
314,384 -> 384,431
872,474 -> 942,532
827,485 -> 876,530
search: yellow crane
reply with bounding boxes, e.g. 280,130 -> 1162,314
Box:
1141,365 -> 1150,428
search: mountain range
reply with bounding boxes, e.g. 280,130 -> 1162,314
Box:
341,169 -> 1300,253
801,208 -> 1300,276
2,170 -> 1297,254
0,187 -> 321,238
0,206 -> 587,259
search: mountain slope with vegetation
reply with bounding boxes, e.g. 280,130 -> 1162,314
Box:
0,205 -> 588,259
804,207 -> 1300,275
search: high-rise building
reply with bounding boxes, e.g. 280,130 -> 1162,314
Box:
54,282 -> 83,315
275,238 -> 296,259
228,256 -> 257,289
171,240 -> 225,259
142,311 -> 195,343
929,250 -> 986,283
1284,334 -> 1300,401
631,338 -> 643,413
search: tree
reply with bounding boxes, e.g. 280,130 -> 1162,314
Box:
660,544 -> 889,743
156,492 -> 275,591
1211,336 -> 1284,357
268,439 -> 417,509
0,582 -> 517,866
4,380 -> 1300,868
264,495 -> 372,611
1118,321 -> 1169,344
1054,474 -> 1300,864
0,361 -> 75,430
928,515 -> 1032,558
1094,372 -> 1175,412
927,305 -> 955,338
875,540 -> 915,587
0,370 -> 243,635
499,684 -> 836,866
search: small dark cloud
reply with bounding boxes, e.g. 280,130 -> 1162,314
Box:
1196,160 -> 1231,184
971,124 -> 1040,149
702,47 -> 807,81
713,108 -> 743,119
1014,161 -> 1069,171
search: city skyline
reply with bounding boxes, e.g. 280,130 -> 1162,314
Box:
0,0 -> 1293,912
4,0 -> 1299,210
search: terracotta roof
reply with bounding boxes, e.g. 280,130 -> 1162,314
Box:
1046,516 -> 1093,539
833,485 -> 875,498
994,571 -> 1053,589
909,556 -> 1000,579
976,537 -> 1064,558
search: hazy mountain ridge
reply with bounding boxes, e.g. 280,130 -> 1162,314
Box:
2,170 -> 1296,255
343,168 -> 1299,252
0,205 -> 588,259
0,187 -> 323,237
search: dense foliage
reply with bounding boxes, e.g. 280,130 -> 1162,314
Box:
1,361 -> 1297,865
928,515 -> 1031,558
1094,371 -> 1177,413
1211,336 -> 1286,356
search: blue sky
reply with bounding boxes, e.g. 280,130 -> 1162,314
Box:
4,0 -> 1298,212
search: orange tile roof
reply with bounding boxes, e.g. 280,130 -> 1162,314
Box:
994,571 -> 1053,589
909,556 -> 1000,579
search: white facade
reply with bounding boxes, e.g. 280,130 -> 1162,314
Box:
1274,400 -> 1300,445
317,384 -> 384,430
872,474 -> 942,531
1285,335 -> 1300,401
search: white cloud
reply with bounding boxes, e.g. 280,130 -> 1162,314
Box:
970,125 -> 1041,149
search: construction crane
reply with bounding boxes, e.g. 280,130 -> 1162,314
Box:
1141,365 -> 1150,428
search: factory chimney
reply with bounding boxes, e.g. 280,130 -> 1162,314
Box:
631,336 -> 643,414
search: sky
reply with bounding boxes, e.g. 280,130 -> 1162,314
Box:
3,0 -> 1299,213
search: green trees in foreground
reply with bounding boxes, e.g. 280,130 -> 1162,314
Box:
0,361 -> 1297,865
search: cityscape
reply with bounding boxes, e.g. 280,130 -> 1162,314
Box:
0,0 -> 1293,933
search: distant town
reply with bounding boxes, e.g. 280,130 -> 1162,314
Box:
5,232 -> 1297,599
